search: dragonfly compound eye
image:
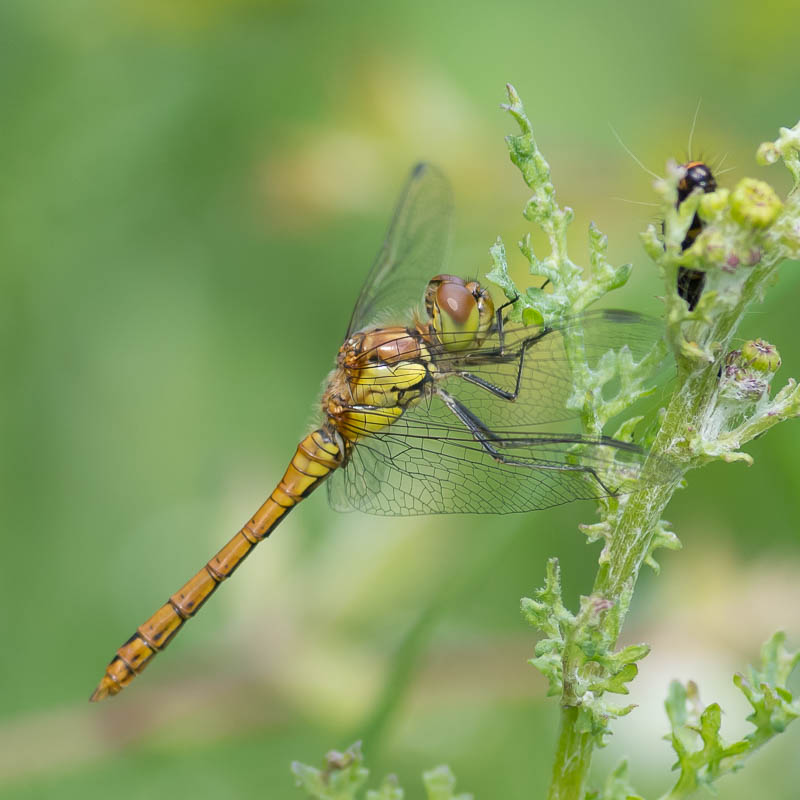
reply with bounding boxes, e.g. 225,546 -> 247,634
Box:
425,274 -> 487,351
464,279 -> 495,345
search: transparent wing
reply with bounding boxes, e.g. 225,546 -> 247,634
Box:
436,309 -> 665,428
327,393 -> 672,516
345,163 -> 453,337
326,467 -> 355,513
349,309 -> 666,429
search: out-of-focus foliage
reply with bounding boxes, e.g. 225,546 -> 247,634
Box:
291,742 -> 472,800
662,633 -> 800,797
2,1 -> 800,799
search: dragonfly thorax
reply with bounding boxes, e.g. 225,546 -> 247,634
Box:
340,327 -> 427,367
423,274 -> 494,352
324,326 -> 434,445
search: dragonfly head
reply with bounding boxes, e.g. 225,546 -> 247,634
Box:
424,275 -> 494,351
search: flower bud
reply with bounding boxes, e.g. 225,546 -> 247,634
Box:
740,339 -> 781,373
719,341 -> 781,403
698,188 -> 730,217
756,141 -> 780,166
719,362 -> 768,402
730,178 -> 782,229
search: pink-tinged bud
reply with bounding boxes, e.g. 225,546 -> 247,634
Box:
720,340 -> 781,403
740,339 -> 782,373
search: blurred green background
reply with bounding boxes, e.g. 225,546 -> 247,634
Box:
2,0 -> 800,797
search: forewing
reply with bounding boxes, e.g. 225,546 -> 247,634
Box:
430,310 -> 665,429
346,163 -> 453,337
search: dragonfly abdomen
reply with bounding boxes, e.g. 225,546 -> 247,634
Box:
90,428 -> 342,701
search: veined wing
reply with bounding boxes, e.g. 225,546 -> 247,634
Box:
437,309 -> 666,428
345,163 -> 453,338
348,309 -> 667,430
326,392 -> 674,516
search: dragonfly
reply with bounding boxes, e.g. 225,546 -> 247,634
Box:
90,163 -> 668,702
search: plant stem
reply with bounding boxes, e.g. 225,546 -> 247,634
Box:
547,370 -> 713,796
543,239 -> 786,793
548,707 -> 595,800
500,85 -> 799,799
595,385 -> 697,596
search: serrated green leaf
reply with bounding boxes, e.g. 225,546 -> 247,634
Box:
663,635 -> 799,797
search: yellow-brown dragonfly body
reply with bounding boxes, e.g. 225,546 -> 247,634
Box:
91,276 -> 492,700
89,428 -> 342,700
91,164 -> 664,701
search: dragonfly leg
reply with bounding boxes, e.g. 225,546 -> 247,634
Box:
456,365 -> 523,401
457,323 -> 551,401
493,295 -> 518,350
491,281 -> 550,346
493,297 -> 519,352
436,389 -> 616,495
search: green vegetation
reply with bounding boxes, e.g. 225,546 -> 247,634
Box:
292,743 -> 472,800
4,3 -> 800,799
293,86 -> 800,800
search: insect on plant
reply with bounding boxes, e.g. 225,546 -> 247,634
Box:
90,163 -> 671,701
292,86 -> 800,800
675,160 -> 718,309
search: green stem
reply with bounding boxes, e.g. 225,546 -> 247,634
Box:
544,243 -> 790,794
547,369 -> 712,796
501,85 -> 799,800
547,279 -> 791,796
548,707 -> 595,800
596,382 -> 700,596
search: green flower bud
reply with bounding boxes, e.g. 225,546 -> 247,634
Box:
730,178 -> 783,229
756,141 -> 780,166
740,338 -> 782,373
698,188 -> 730,217
697,229 -> 726,263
